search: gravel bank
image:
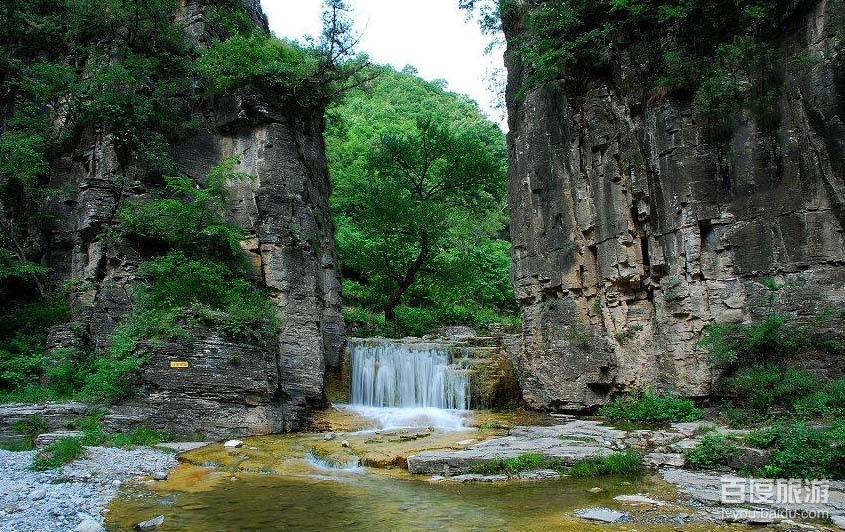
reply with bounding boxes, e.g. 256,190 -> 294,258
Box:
0,446 -> 178,532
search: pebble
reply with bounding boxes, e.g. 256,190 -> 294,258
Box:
0,447 -> 177,532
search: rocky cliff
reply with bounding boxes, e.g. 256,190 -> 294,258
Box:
37,1 -> 344,436
503,0 -> 845,410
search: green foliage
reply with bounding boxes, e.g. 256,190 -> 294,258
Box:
699,314 -> 811,368
568,452 -> 643,478
197,33 -> 319,96
684,433 -> 740,470
726,365 -> 819,411
598,389 -> 704,423
747,422 -> 845,479
481,0 -> 810,133
470,452 -> 546,475
120,156 -> 251,261
327,65 -> 515,331
109,428 -> 170,448
9,415 -> 48,450
197,1 -> 370,107
31,437 -> 84,471
0,296 -> 69,394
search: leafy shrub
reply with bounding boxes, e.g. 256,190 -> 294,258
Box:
0,296 -> 70,395
470,452 -> 546,475
699,314 -> 809,369
684,433 -> 740,470
568,452 -> 643,478
197,32 -> 319,97
598,389 -> 703,423
748,422 -> 845,480
31,438 -> 84,471
726,365 -> 820,411
110,428 -> 170,448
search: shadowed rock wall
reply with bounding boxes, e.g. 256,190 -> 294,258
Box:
41,1 -> 344,437
503,0 -> 845,410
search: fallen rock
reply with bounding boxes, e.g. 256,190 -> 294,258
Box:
727,446 -> 771,470
75,520 -> 106,532
341,440 -> 350,448
515,469 -> 561,480
645,452 -> 685,468
223,440 -> 243,449
613,494 -> 666,506
574,508 -> 629,524
135,515 -> 165,530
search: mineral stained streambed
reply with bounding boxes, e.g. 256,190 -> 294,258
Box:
103,409 -> 745,532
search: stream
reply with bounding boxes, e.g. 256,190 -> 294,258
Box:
104,339 -> 750,531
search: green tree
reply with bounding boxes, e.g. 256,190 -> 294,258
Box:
327,67 -> 511,325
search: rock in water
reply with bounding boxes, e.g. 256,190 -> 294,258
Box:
575,508 -> 629,524
135,515 -> 165,530
223,440 -> 243,449
613,494 -> 666,506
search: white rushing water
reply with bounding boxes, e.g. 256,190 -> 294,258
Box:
345,339 -> 470,430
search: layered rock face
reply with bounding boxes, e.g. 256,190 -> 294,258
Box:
43,2 -> 344,437
503,1 -> 845,410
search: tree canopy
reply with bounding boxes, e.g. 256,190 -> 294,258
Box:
326,66 -> 517,336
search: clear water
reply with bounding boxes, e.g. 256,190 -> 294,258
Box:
106,463 -> 710,532
349,340 -> 470,410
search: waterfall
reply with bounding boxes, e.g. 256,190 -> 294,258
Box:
349,340 -> 469,411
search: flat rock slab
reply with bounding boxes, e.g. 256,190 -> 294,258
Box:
575,508 -> 629,523
35,431 -> 86,447
662,469 -> 845,516
645,452 -> 685,468
155,442 -> 210,453
614,494 -> 667,506
408,421 -> 621,475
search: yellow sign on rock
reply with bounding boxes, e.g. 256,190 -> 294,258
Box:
170,361 -> 189,368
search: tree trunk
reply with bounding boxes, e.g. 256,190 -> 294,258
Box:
384,233 -> 428,321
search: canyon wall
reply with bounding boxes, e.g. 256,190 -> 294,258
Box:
42,1 -> 344,437
503,0 -> 845,410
